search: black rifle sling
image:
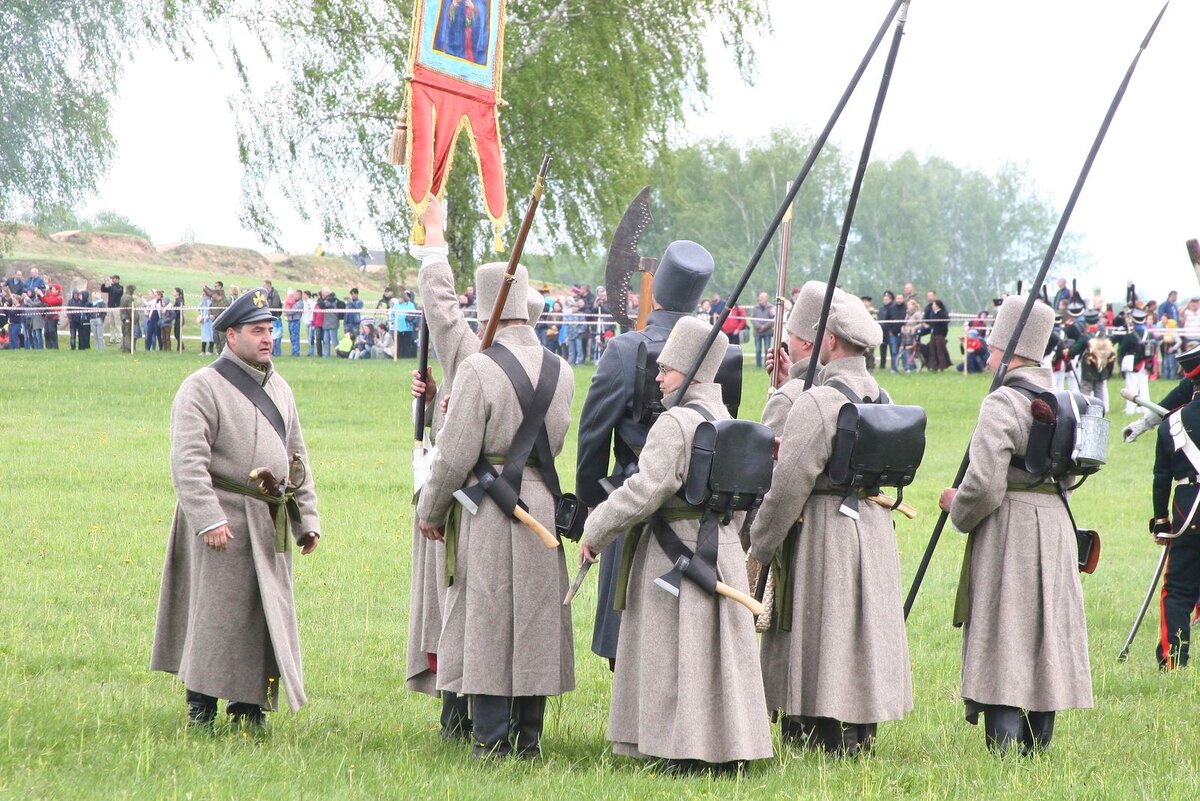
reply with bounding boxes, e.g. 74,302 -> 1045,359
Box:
1005,378 -> 1051,475
824,378 -> 890,406
653,401 -> 721,595
475,343 -> 563,499
209,358 -> 287,447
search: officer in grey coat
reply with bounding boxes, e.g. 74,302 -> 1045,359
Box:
575,241 -> 714,664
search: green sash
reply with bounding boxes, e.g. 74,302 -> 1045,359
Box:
210,474 -> 300,553
613,507 -> 704,611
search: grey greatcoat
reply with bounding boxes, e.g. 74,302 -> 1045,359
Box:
761,356 -> 818,436
950,366 -> 1092,719
416,325 -> 575,698
576,309 -> 691,660
749,356 -> 912,724
406,256 -> 480,696
151,349 -> 321,712
581,383 -> 773,763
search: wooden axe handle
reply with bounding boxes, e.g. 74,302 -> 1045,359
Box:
869,494 -> 918,519
514,506 -> 560,549
716,581 -> 766,616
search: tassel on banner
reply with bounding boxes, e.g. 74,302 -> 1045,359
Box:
388,109 -> 408,167
493,225 -> 505,254
411,218 -> 426,246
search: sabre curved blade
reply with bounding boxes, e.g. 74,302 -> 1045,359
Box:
605,187 -> 653,330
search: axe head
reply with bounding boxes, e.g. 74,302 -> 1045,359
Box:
605,187 -> 654,330
654,555 -> 689,598
452,483 -> 486,516
413,443 -> 437,495
1188,239 -> 1200,287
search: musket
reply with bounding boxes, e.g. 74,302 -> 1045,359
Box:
479,154 -> 551,350
903,2 -> 1171,620
412,312 -> 432,493
769,184 -> 794,393
804,0 -> 912,391
674,0 -> 909,401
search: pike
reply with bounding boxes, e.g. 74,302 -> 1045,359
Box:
412,312 -> 433,494
769,184 -> 794,394
674,0 -> 911,399
604,187 -> 655,332
479,154 -> 551,350
903,2 -> 1171,620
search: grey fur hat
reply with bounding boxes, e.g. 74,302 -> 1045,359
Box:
658,316 -> 729,405
824,287 -> 882,350
476,262 -> 530,323
652,241 -> 714,313
786,281 -> 827,341
527,289 -> 545,325
988,295 -> 1055,362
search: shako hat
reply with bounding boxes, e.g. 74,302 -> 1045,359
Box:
213,287 -> 275,333
652,241 -> 714,313
824,287 -> 883,350
1130,307 -> 1148,324
988,295 -> 1054,362
476,262 -> 531,323
786,281 -> 826,342
1178,343 -> 1200,377
1083,308 -> 1101,325
1066,299 -> 1086,316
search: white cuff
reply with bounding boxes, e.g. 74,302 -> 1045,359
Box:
409,243 -> 449,269
196,520 -> 228,536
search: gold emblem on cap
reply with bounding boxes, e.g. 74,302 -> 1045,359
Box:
253,291 -> 266,308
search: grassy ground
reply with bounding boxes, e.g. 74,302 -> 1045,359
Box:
1,349 -> 1197,800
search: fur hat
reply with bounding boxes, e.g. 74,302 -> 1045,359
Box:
824,287 -> 882,350
652,241 -> 714,313
476,262 -> 530,323
786,281 -> 826,341
527,289 -> 545,325
658,316 -> 729,388
988,295 -> 1055,362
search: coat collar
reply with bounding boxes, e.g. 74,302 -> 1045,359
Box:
218,347 -> 275,387
818,354 -> 869,383
493,324 -> 540,348
673,382 -> 726,414
1000,364 -> 1053,390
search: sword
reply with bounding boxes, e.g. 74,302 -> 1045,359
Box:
562,560 -> 592,605
1118,548 -> 1168,662
413,313 -> 433,494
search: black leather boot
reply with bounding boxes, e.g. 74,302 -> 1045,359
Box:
811,717 -> 860,756
1022,710 -> 1056,755
227,701 -> 266,730
440,691 -> 472,741
513,696 -> 546,758
186,690 -> 217,728
780,715 -> 806,745
982,705 -> 1023,754
857,723 -> 878,755
470,695 -> 514,759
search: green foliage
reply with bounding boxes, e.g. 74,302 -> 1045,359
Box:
0,351 -> 1194,799
644,136 -> 1073,311
225,0 -> 769,285
23,205 -> 153,240
0,1 -> 219,225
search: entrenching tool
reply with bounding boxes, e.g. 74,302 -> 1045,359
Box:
452,479 -> 559,549
904,2 -> 1172,620
655,555 -> 766,617
604,187 -> 654,331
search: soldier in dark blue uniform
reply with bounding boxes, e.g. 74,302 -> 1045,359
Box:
1150,345 -> 1200,668
1124,344 -> 1200,442
575,241 -> 714,665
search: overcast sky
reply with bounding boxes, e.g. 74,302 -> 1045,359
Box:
89,0 -> 1198,302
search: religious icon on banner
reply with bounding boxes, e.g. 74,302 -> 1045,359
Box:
400,0 -> 508,250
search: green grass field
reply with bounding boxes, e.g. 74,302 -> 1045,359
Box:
2,349 -> 1197,800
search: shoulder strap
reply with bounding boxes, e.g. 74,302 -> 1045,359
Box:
209,358 -> 287,446
481,343 -> 563,498
684,402 -> 715,422
824,378 -> 889,405
1005,378 -> 1043,400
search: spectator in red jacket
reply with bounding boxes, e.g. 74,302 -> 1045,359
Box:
41,284 -> 63,350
